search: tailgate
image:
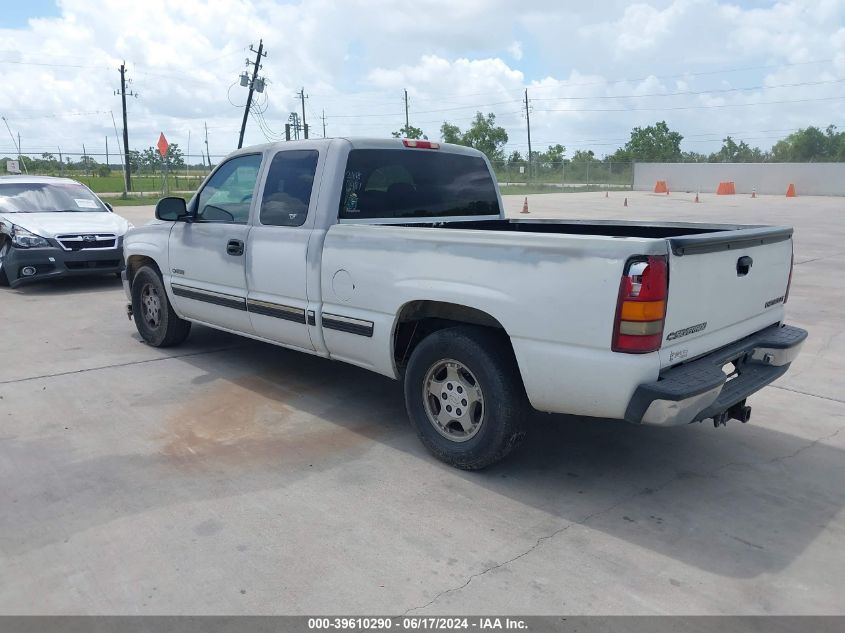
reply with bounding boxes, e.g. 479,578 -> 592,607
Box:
659,227 -> 793,368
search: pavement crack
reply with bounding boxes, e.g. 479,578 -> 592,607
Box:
0,345 -> 247,386
403,424 -> 845,614
794,251 -> 845,265
403,467 -> 690,615
770,384 -> 845,405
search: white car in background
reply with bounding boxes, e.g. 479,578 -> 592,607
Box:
0,175 -> 132,288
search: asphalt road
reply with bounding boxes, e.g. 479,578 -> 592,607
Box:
1,191 -> 842,614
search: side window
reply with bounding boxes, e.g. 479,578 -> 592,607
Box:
196,154 -> 262,224
260,150 -> 319,227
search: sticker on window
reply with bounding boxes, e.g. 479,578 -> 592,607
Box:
75,199 -> 99,209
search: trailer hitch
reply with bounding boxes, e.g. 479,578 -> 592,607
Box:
712,401 -> 752,427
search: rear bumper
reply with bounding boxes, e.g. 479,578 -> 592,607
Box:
625,324 -> 807,426
5,243 -> 124,288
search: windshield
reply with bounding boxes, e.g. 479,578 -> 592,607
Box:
0,182 -> 109,213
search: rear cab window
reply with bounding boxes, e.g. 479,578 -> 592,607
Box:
339,149 -> 500,221
260,150 -> 319,227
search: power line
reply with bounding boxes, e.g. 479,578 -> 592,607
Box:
534,95 -> 845,113
530,77 -> 845,101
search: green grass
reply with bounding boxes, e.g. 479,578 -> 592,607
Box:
77,175 -> 204,193
105,193 -> 192,207
23,171 -> 206,193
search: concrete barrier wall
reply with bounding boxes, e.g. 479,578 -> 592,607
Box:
633,162 -> 845,196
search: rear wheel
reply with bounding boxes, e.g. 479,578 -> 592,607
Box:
131,266 -> 191,347
404,325 -> 528,470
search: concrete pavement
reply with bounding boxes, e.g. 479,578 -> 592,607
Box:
0,191 -> 842,614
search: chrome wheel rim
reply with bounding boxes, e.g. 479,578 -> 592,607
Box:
422,359 -> 484,442
141,283 -> 162,328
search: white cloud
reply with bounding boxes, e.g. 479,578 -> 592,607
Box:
0,0 -> 843,162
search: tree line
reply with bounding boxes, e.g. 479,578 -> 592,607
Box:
394,116 -> 845,164
3,143 -> 191,176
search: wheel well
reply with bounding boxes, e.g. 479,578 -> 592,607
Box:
125,255 -> 161,286
393,301 -> 513,370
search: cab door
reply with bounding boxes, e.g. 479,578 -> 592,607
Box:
246,148 -> 321,350
167,153 -> 262,333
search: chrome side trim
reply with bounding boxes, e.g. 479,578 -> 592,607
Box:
246,298 -> 306,324
322,313 -> 374,337
171,283 -> 247,311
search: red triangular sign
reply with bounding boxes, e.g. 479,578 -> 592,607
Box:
157,132 -> 169,158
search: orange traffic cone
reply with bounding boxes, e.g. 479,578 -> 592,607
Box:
751,189 -> 757,198
521,197 -> 530,213
786,183 -> 796,197
623,197 -> 628,207
694,192 -> 700,203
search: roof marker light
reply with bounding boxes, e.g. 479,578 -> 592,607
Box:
402,139 -> 440,149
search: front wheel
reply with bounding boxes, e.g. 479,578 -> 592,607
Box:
404,326 -> 528,470
0,240 -> 10,287
131,266 -> 191,347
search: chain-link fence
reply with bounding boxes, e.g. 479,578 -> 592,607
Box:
2,151 -> 636,196
490,160 -> 634,190
0,152 -> 224,196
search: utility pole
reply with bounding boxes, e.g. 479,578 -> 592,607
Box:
204,121 -> 210,169
288,112 -> 301,140
404,89 -> 410,133
524,89 -> 532,181
83,143 -> 88,176
238,40 -> 266,149
109,110 -> 125,194
58,146 -> 63,175
105,136 -> 109,167
115,62 -> 136,192
322,109 -> 327,138
186,129 -> 191,178
298,88 -> 308,139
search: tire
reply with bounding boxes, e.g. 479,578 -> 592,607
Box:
131,265 -> 191,347
404,325 -> 528,470
0,240 -> 10,287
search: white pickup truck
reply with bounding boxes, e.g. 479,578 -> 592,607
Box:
123,138 -> 806,469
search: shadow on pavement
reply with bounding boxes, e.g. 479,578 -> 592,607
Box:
2,334 -> 842,582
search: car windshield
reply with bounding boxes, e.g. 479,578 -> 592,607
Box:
0,182 -> 108,213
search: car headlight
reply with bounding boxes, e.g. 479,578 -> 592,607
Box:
11,225 -> 51,248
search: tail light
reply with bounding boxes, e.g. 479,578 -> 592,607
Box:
612,255 -> 668,353
784,249 -> 794,303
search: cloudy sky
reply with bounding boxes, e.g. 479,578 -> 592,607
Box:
1,0 -> 844,163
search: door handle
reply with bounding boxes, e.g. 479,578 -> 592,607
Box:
226,239 -> 244,256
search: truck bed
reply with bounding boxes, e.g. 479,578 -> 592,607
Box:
389,217 -> 762,239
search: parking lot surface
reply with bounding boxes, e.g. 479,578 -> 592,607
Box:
1,191 -> 843,614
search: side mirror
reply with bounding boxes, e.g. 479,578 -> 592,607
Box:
155,196 -> 188,221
